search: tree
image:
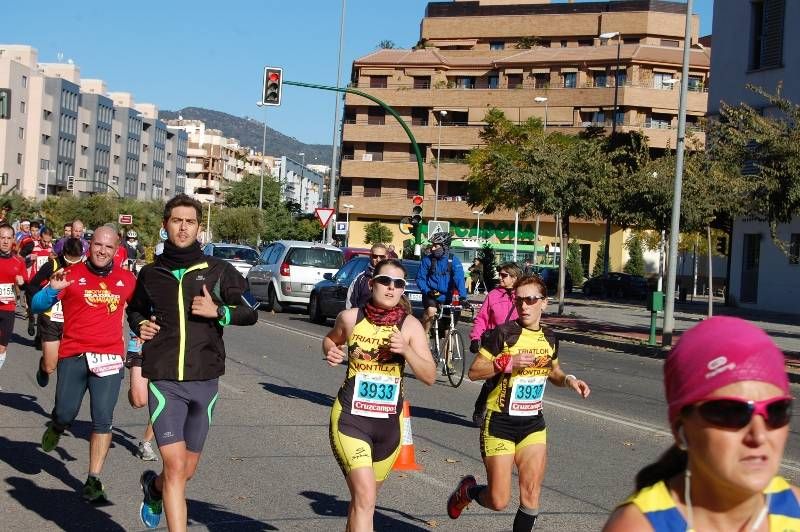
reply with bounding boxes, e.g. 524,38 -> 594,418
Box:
478,243 -> 498,289
364,221 -> 393,245
377,40 -> 396,49
592,240 -> 606,277
467,108 -> 613,313
515,36 -> 541,49
624,233 -> 646,276
566,239 -> 585,287
213,207 -> 265,245
707,84 -> 800,253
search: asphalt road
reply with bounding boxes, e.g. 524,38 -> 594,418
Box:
0,306 -> 798,531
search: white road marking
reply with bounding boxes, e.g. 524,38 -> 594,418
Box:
261,318 -> 800,474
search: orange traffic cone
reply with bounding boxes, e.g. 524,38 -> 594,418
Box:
393,400 -> 422,471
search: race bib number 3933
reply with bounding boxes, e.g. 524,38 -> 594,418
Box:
509,375 -> 547,416
86,353 -> 123,377
351,372 -> 400,418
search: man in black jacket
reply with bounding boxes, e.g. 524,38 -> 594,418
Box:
127,194 -> 258,530
345,243 -> 387,310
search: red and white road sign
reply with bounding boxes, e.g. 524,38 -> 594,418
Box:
315,208 -> 335,228
118,214 -> 133,225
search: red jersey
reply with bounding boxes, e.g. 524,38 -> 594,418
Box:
0,255 -> 25,312
113,245 -> 127,270
28,242 -> 54,278
57,262 -> 135,359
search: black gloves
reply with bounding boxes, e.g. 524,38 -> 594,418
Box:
470,339 -> 481,353
427,290 -> 441,298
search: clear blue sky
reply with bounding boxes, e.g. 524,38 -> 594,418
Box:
6,0 -> 713,146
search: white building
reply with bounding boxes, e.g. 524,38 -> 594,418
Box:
275,156 -> 324,214
709,0 -> 799,314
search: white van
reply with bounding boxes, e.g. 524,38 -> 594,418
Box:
246,240 -> 343,312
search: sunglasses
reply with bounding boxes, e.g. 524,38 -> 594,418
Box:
690,396 -> 793,430
498,272 -> 512,279
514,295 -> 546,306
372,275 -> 407,289
371,254 -> 387,260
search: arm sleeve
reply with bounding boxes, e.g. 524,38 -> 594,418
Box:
127,269 -> 153,333
416,256 -> 430,294
453,259 -> 468,297
469,292 -> 491,341
31,286 -> 60,314
219,264 -> 258,326
26,262 -> 54,298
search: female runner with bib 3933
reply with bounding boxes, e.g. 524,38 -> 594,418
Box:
323,259 -> 436,532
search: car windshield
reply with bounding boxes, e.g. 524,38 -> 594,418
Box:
404,263 -> 420,280
287,248 -> 343,269
213,247 -> 258,264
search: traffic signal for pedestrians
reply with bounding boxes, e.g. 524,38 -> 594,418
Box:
411,195 -> 423,227
716,236 -> 727,254
262,67 -> 283,106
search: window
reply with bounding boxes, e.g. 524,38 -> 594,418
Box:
17,153 -> 23,165
406,180 -> 418,197
79,168 -> 87,178
339,177 -> 352,195
660,39 -> 680,48
411,107 -> 428,126
507,74 -> 523,89
533,73 -> 549,88
562,72 -> 577,88
455,76 -> 476,89
750,0 -> 785,70
593,72 -> 608,87
41,134 -> 49,144
40,159 -> 49,170
21,75 -> 28,88
341,144 -> 354,160
82,123 -> 89,132
43,109 -> 51,120
578,39 -> 593,47
140,183 -> 146,191
560,40 -> 568,48
367,106 -> 385,125
369,76 -> 388,88
19,101 -> 25,114
615,70 -> 627,86
790,234 -> 799,265
363,178 -> 381,197
413,76 -> 430,89
365,142 -> 383,162
688,75 -> 704,91
18,127 -> 24,139
647,113 -> 672,129
81,145 -> 88,154
489,41 -> 505,50
115,134 -> 120,143
653,72 -> 676,90
623,37 -> 640,45
488,75 -> 499,89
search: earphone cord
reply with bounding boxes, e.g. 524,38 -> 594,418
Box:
684,467 -> 772,531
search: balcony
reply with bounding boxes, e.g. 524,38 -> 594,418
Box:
341,157 -> 469,181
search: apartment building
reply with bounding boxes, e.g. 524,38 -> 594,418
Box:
0,44 -> 186,201
275,156 -> 324,214
340,0 -> 710,269
709,0 -> 798,314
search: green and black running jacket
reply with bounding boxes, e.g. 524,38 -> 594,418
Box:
127,256 -> 258,381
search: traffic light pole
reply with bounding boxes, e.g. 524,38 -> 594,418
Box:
73,178 -> 122,198
284,80 -> 425,247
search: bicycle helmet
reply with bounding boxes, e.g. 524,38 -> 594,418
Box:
429,231 -> 452,247
126,230 -> 138,239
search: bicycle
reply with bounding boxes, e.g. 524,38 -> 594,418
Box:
429,303 -> 466,387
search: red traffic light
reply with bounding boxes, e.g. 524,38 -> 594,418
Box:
412,195 -> 423,206
268,72 -> 280,82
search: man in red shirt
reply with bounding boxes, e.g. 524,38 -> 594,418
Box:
31,225 -> 135,503
0,224 -> 26,383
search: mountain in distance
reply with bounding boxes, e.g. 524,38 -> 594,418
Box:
159,107 -> 332,166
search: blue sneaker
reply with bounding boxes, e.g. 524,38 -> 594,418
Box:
139,470 -> 162,528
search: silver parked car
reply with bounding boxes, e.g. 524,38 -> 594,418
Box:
202,243 -> 259,277
246,240 -> 343,312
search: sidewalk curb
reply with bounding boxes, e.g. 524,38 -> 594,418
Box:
553,327 -> 800,385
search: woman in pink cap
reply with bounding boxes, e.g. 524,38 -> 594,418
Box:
604,316 -> 798,531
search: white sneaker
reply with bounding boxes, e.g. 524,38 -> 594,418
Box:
137,441 -> 159,461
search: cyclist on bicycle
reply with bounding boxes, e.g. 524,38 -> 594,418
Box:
416,232 -> 468,337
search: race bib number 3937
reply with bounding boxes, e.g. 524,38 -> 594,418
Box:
351,372 -> 400,418
86,353 -> 123,377
509,375 -> 547,416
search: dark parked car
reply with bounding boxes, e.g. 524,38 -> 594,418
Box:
582,272 -> 649,299
308,257 -> 424,324
530,266 -> 572,295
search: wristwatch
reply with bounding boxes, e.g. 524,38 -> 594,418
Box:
216,305 -> 226,320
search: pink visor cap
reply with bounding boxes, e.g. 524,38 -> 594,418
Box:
664,316 -> 790,423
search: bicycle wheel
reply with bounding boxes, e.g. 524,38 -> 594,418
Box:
445,329 -> 466,387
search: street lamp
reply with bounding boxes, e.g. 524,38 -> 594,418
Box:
255,101 -> 268,247
205,199 -> 213,244
434,110 -> 447,221
599,30 -> 622,275
298,152 -> 305,213
534,96 -> 548,133
472,210 -> 484,241
342,203 -> 354,247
